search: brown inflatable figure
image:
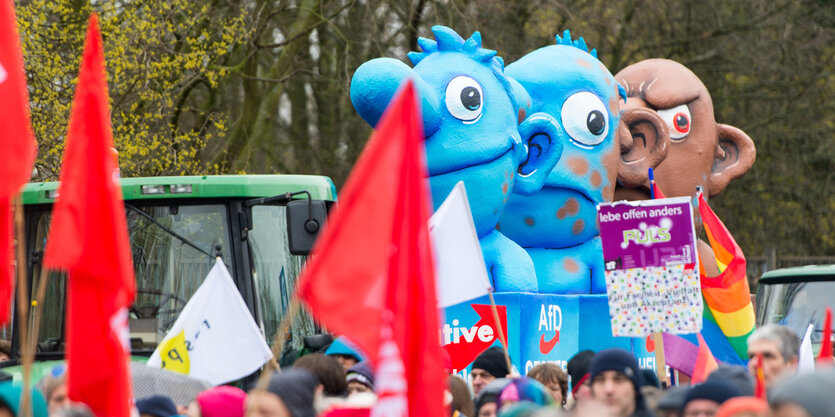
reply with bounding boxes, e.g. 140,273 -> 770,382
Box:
614,59 -> 756,276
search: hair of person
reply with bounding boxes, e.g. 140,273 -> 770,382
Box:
747,324 -> 800,361
292,353 -> 348,396
448,374 -> 474,417
527,363 -> 568,405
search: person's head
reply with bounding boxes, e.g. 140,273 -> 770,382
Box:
680,379 -> 743,417
37,365 -> 69,415
496,377 -> 553,411
770,369 -> 835,417
0,341 -> 11,363
293,353 -> 348,397
527,363 -> 568,406
345,362 -> 374,396
656,385 -> 689,417
707,365 -> 755,397
471,346 -> 510,396
136,395 -> 178,417
715,397 -> 769,417
448,374 -> 474,417
0,381 -> 48,417
588,348 -> 643,417
474,378 -> 509,417
747,324 -> 800,387
567,350 -> 595,402
325,337 -> 365,373
50,405 -> 95,417
188,386 -> 246,417
247,368 -> 320,417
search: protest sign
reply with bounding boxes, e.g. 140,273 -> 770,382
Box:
597,197 -> 702,337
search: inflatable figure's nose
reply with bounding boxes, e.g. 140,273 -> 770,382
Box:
350,58 -> 440,138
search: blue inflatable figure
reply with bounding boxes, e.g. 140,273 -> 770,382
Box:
498,31 -> 669,294
350,26 -> 565,293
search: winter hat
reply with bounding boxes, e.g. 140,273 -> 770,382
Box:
136,395 -> 178,417
589,348 -> 643,392
716,397 -> 769,417
497,402 -> 541,417
346,361 -> 374,390
707,365 -> 755,396
472,346 -> 510,379
196,386 -> 247,417
474,378 -> 510,417
567,350 -> 595,393
770,369 -> 835,417
0,381 -> 48,417
496,377 -> 553,410
326,337 -> 365,362
681,378 -> 743,413
657,385 -> 688,411
266,368 -> 321,417
640,369 -> 660,388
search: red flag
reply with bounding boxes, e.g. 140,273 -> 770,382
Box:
818,307 -> 833,366
690,334 -> 718,383
297,80 -> 445,417
0,0 -> 38,326
43,15 -> 134,417
754,353 -> 766,399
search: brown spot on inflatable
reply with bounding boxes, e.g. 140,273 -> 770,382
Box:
568,157 -> 589,176
556,198 -> 580,219
576,58 -> 592,68
518,108 -> 526,124
502,182 -> 509,194
590,171 -> 602,188
563,258 -> 580,274
572,219 -> 585,235
525,217 -> 535,226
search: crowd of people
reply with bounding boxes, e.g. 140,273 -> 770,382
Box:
0,324 -> 832,417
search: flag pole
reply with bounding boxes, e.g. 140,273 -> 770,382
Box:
487,290 -> 513,376
652,333 -> 668,387
13,198 -> 32,417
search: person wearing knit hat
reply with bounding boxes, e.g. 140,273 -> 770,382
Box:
186,386 -> 247,417
346,362 -> 374,396
567,350 -> 595,402
769,369 -> 835,417
706,365 -> 755,397
588,348 -> 652,417
247,368 -> 320,417
656,385 -> 688,417
325,337 -> 366,373
471,346 -> 510,396
680,378 -> 743,417
474,378 -> 510,417
715,397 -> 769,417
136,395 -> 178,417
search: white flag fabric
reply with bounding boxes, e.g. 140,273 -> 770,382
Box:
147,260 -> 273,385
429,182 -> 492,308
799,323 -> 816,373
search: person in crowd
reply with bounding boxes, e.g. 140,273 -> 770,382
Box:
50,405 -> 94,417
655,385 -> 688,417
706,365 -> 755,397
679,379 -> 742,417
293,353 -> 348,397
496,376 -> 553,412
325,337 -> 365,373
747,324 -> 800,387
715,397 -> 769,417
185,386 -> 247,417
0,341 -> 11,363
527,363 -> 568,407
588,348 -> 654,417
567,350 -> 595,405
247,368 -> 320,417
448,374 -> 474,417
0,381 -> 48,417
137,395 -> 179,417
37,365 -> 70,415
345,362 -> 374,396
471,347 -> 510,397
769,369 -> 835,417
473,379 -> 510,417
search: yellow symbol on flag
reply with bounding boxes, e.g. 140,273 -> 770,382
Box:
158,330 -> 190,374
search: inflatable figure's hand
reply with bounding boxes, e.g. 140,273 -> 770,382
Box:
480,230 -> 538,293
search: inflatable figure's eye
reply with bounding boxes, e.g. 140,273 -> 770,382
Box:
445,76 -> 483,124
561,92 -> 609,147
657,104 -> 691,140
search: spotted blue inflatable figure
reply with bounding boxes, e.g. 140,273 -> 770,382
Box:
350,26 -> 565,293
498,31 -> 669,294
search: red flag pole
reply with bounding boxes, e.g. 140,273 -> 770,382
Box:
648,168 -> 669,387
487,290 -> 513,376
818,307 -> 832,366
13,199 -> 32,417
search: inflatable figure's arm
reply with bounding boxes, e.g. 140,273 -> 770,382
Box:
587,237 -> 607,294
480,230 -> 538,293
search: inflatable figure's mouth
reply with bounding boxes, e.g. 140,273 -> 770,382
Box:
613,183 -> 653,201
427,146 -> 513,178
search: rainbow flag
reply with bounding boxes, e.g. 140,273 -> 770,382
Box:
697,193 -> 755,361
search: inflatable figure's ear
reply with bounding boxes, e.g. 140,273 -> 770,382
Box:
350,58 -> 441,136
707,124 -> 756,196
515,113 -> 564,195
616,107 -> 670,187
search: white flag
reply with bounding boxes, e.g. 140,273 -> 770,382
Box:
147,260 -> 273,385
799,323 -> 816,373
429,182 -> 492,308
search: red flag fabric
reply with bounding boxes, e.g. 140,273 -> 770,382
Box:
754,353 -> 766,400
297,80 -> 445,417
690,334 -> 718,383
818,307 -> 832,366
0,0 -> 38,326
42,15 -> 135,417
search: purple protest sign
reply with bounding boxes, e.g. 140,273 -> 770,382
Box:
597,197 -> 702,336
